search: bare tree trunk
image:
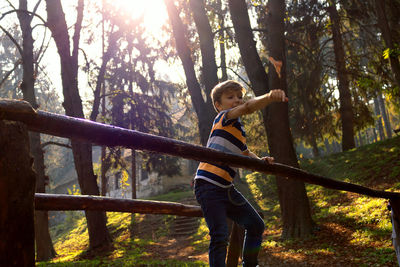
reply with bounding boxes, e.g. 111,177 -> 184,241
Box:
45,0 -> 111,249
164,0 -> 216,145
310,138 -> 320,158
131,150 -> 137,199
101,146 -> 108,196
228,0 -> 314,238
378,93 -> 392,138
373,127 -> 378,142
189,0 -> 219,94
0,121 -> 36,266
374,97 -> 386,140
358,132 -> 363,147
266,0 -> 314,238
327,2 -> 355,151
215,0 -> 228,81
17,0 -> 56,260
100,6 -> 107,197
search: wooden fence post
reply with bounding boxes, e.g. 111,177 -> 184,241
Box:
227,222 -> 245,267
0,120 -> 36,266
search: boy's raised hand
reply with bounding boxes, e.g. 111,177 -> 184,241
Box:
268,89 -> 288,103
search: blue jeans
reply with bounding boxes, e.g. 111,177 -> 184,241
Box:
194,179 -> 265,267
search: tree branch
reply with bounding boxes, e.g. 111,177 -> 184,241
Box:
0,25 -> 23,57
72,0 -> 84,64
0,59 -> 22,89
223,66 -> 252,89
41,141 -> 72,149
0,9 -> 47,25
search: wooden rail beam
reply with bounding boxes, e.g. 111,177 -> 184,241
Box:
35,193 -> 203,217
1,99 -> 400,200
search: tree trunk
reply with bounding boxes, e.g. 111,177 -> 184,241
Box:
358,132 -> 363,147
189,0 -> 219,95
228,0 -> 314,238
327,2 -> 355,151
100,7 -> 108,197
324,139 -> 332,154
365,128 -> 370,144
372,127 -> 378,143
310,138 -> 320,158
216,0 -> 228,81
227,0 -> 269,97
302,65 -> 322,158
17,0 -> 56,260
101,147 -> 108,196
45,0 -> 111,249
378,93 -> 392,138
90,29 -> 121,122
131,150 -> 137,199
0,121 -> 36,266
164,0 -> 216,145
266,0 -> 314,238
375,0 -> 400,94
374,97 -> 386,140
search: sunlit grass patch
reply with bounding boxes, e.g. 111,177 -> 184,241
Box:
306,247 -> 335,255
262,239 -> 279,248
107,212 -> 131,232
344,197 -> 390,225
350,229 -> 375,245
244,172 -> 280,214
191,218 -> 209,252
50,215 -> 89,262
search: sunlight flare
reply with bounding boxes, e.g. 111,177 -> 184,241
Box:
105,0 -> 168,33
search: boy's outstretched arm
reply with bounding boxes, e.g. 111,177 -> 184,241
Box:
227,89 -> 288,120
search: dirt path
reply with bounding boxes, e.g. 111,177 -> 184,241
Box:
142,235 -> 208,263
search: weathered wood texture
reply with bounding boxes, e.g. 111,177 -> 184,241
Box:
35,194 -> 203,217
1,99 -> 400,200
0,121 -> 36,266
226,222 -> 245,267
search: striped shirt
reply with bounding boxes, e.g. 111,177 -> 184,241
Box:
195,110 -> 247,188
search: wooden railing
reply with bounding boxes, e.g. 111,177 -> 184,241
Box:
1,98 -> 400,266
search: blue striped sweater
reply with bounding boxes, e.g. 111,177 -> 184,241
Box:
195,110 -> 247,188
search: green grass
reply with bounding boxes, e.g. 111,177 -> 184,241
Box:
146,189 -> 195,202
301,136 -> 400,186
38,136 -> 400,266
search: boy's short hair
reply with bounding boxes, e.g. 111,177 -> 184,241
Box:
211,80 -> 246,112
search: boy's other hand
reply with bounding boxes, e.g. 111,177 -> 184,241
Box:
268,89 -> 288,103
261,156 -> 275,164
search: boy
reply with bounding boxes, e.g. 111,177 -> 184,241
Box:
194,80 -> 288,267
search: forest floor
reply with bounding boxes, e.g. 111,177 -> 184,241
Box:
38,135 -> 400,266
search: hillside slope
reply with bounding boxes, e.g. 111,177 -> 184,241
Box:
253,135 -> 400,266
39,136 -> 400,266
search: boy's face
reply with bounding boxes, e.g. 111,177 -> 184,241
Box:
215,89 -> 244,112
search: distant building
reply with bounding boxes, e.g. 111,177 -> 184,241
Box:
105,150 -> 197,199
